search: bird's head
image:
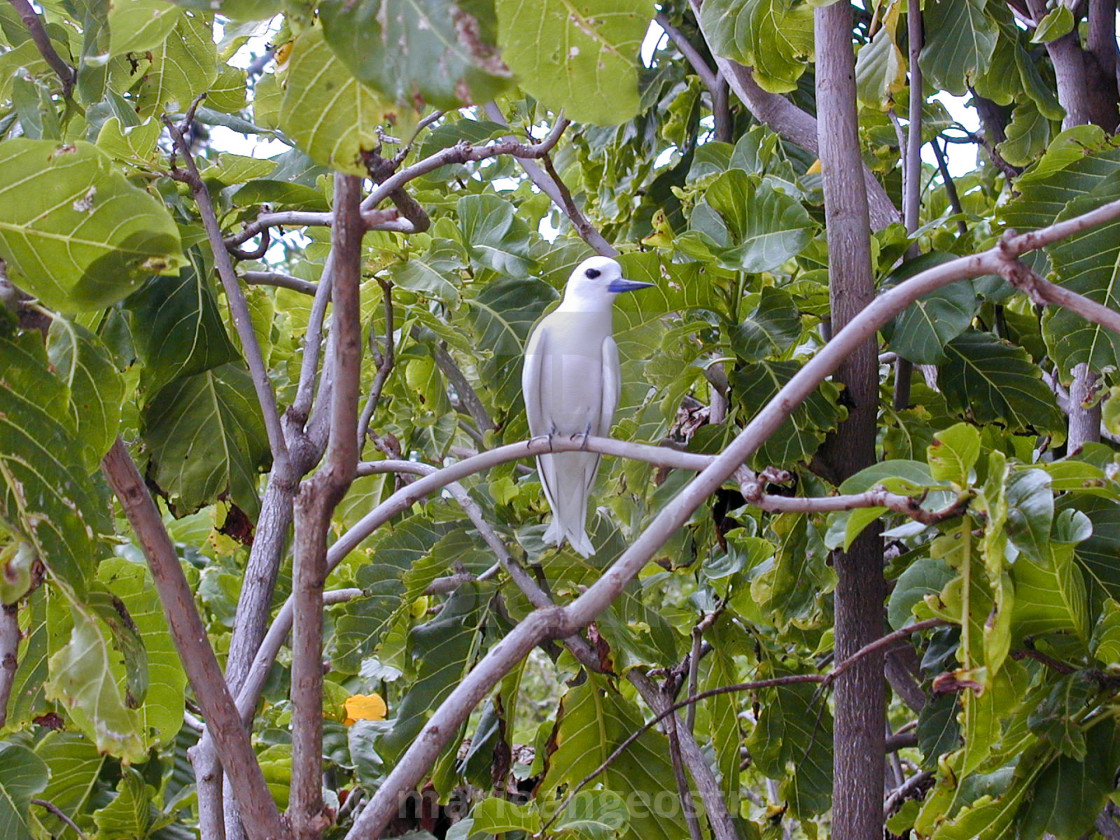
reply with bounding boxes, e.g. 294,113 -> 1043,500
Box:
561,256 -> 654,309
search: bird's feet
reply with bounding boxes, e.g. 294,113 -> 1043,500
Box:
528,430 -> 555,451
570,423 -> 593,450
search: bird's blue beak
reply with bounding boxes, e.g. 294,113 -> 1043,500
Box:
607,278 -> 655,293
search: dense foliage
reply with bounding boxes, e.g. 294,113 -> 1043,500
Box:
2,1 -> 1120,840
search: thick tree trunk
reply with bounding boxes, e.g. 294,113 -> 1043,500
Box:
814,5 -> 886,840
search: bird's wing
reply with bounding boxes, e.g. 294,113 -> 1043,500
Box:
599,334 -> 621,439
521,320 -> 549,437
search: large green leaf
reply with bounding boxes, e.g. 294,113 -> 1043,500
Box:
135,9 -> 218,117
278,26 -> 401,175
97,557 -> 188,746
46,319 -> 126,470
29,732 -> 105,840
124,259 -> 240,393
1009,509 -> 1090,644
457,194 -> 534,277
1042,175 -> 1120,373
375,584 -> 488,761
108,0 -> 181,55
746,671 -> 833,818
494,0 -> 654,125
730,286 -> 802,361
0,331 -> 107,599
694,169 -> 813,273
3,586 -> 49,729
45,605 -> 147,763
92,768 -> 152,840
0,744 -> 49,840
141,363 -> 270,518
466,276 -> 557,411
730,359 -> 845,468
939,330 -> 1064,434
882,254 -> 979,365
919,0 -> 998,95
0,140 -> 184,311
320,0 -> 512,110
699,0 -> 814,93
1016,721 -> 1120,840
540,674 -> 690,840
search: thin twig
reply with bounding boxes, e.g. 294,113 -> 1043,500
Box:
883,770 -> 933,818
7,0 -> 74,96
163,116 -> 291,473
31,798 -> 90,840
931,139 -> 970,237
357,281 -> 396,448
242,271 -> 319,296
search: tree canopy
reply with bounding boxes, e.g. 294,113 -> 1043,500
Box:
3,1 -> 1120,840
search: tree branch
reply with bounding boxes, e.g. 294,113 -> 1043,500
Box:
359,117 -> 569,214
31,798 -> 90,840
0,602 -> 18,729
100,439 -> 286,840
290,173 -> 364,840
163,116 -> 290,474
6,0 -> 74,97
242,271 -> 319,296
358,281 -> 396,447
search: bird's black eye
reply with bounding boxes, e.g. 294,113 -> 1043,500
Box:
585,268 -> 601,279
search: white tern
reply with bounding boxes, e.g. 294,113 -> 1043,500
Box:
521,256 -> 653,557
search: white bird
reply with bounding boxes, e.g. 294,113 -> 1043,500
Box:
521,256 -> 653,557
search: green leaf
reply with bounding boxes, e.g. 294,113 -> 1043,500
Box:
471,798 -> 541,834
108,0 -> 181,55
0,332 -> 107,599
0,139 -> 184,311
829,460 -> 947,551
135,10 -> 218,117
730,286 -> 802,361
928,422 -> 981,487
320,0 -> 512,110
541,673 -> 690,840
466,276 -> 557,411
389,241 -> 465,305
457,194 -> 534,277
92,767 -> 150,840
3,586 -> 49,729
124,259 -> 240,393
998,101 -> 1051,168
746,672 -> 833,818
279,26 -> 402,175
375,584 -> 488,761
45,605 -> 147,763
1031,4 -> 1074,43
331,570 -> 407,674
1091,598 -> 1120,664
553,791 -> 630,838
494,0 -> 654,125
141,363 -> 270,518
882,254 -> 979,364
46,319 -> 125,470
889,555 -> 954,631
0,744 -> 49,840
1010,509 -> 1090,644
698,169 -> 813,273
730,360 -> 845,467
699,0 -> 814,94
919,0 -> 998,95
855,13 -> 905,108
1043,175 -> 1120,373
97,557 -> 188,746
939,329 -> 1064,433
1005,469 -> 1053,562
29,732 -> 105,839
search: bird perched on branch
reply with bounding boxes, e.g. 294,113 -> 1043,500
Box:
521,256 -> 653,557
